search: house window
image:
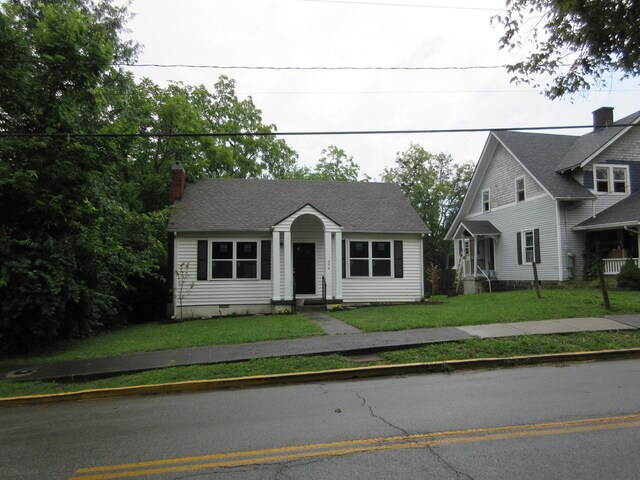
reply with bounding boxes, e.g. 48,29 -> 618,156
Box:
517,229 -> 540,265
515,177 -> 525,202
349,241 -> 369,277
211,241 -> 258,279
236,242 -> 257,279
212,241 -> 233,278
595,165 -> 628,193
372,241 -> 391,276
482,190 -> 490,212
523,230 -> 535,264
349,240 -> 392,277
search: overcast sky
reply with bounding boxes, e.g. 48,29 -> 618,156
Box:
118,0 -> 640,179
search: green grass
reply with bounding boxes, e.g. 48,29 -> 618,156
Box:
0,314 -> 324,366
2,331 -> 640,399
330,289 -> 640,332
380,330 -> 640,364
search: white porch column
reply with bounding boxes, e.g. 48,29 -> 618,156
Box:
272,231 -> 281,300
335,231 -> 343,299
473,237 -> 478,276
284,230 -> 293,300
324,231 -> 332,300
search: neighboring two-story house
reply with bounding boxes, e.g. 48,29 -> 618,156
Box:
445,107 -> 640,293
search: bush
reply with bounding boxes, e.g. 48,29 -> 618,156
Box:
617,259 -> 640,290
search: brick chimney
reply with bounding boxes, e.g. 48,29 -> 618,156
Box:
170,162 -> 185,203
592,107 -> 614,131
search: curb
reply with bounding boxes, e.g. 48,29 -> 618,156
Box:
2,348 -> 640,407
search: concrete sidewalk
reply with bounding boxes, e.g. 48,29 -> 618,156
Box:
3,315 -> 640,383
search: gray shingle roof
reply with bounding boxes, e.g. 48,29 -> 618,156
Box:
557,110 -> 640,172
168,178 -> 429,234
492,131 -> 594,199
574,190 -> 640,230
460,220 -> 501,236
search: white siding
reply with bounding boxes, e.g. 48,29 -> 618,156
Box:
342,234 -> 423,303
469,144 -> 545,215
175,233 -> 272,310
468,195 -> 560,281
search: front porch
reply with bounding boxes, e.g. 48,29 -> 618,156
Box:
271,204 -> 343,307
584,228 -> 640,276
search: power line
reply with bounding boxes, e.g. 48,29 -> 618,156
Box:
0,58 -> 507,71
2,124 -> 636,139
300,0 -> 504,11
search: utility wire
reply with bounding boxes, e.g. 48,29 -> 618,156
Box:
0,58 -> 507,71
300,0 -> 504,11
2,124 -> 637,139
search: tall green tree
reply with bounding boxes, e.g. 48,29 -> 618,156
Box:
289,145 -> 369,181
493,0 -> 640,99
382,144 -> 473,267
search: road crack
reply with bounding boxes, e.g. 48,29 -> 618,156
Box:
354,390 -> 409,435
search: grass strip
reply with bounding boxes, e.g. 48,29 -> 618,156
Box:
330,289 -> 640,332
3,331 -> 640,399
0,314 -> 324,367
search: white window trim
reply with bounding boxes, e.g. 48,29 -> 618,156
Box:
522,229 -> 535,265
482,189 -> 491,213
593,164 -> 629,194
210,239 -> 261,281
347,240 -> 394,278
515,176 -> 526,203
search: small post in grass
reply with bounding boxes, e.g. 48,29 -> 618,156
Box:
531,261 -> 542,299
597,256 -> 611,310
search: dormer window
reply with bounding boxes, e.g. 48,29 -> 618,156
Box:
515,177 -> 525,202
595,165 -> 628,193
482,190 -> 490,212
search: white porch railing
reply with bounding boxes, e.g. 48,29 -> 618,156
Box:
603,258 -> 640,275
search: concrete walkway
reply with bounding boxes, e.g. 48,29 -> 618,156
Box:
2,315 -> 639,383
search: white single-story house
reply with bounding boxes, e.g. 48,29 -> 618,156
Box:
445,106 -> 640,293
167,165 -> 429,318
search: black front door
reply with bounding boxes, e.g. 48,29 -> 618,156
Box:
293,243 -> 315,295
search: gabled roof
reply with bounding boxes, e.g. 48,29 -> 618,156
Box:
574,190 -> 640,231
556,109 -> 640,173
168,178 -> 429,234
492,131 -> 593,200
460,220 -> 501,236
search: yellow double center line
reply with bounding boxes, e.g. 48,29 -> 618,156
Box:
71,413 -> 640,480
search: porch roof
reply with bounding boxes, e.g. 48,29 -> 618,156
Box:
459,220 -> 501,237
574,190 -> 640,231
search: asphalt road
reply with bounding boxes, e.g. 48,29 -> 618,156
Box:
3,359 -> 640,479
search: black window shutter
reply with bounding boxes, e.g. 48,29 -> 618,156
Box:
342,239 -> 346,278
516,232 -> 522,265
197,240 -> 208,280
394,240 -> 403,278
261,240 -> 271,280
534,229 -> 541,264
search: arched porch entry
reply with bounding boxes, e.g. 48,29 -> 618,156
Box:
271,204 -> 343,302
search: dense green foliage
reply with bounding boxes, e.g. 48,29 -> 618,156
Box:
618,259 -> 640,289
0,0 -> 300,354
382,144 -> 473,267
493,0 -> 640,98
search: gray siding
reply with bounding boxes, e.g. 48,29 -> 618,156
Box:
589,126 -> 640,192
467,195 -> 560,281
469,144 -> 545,215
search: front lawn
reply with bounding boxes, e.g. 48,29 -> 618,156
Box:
1,314 -> 324,366
330,289 -> 640,332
